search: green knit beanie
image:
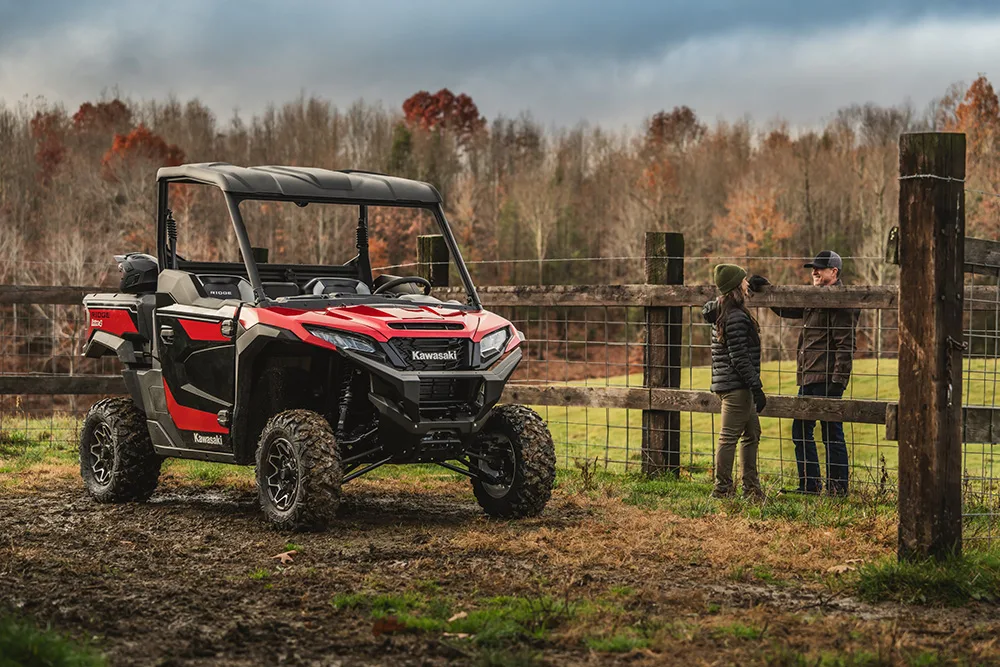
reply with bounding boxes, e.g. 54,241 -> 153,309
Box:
714,264 -> 747,294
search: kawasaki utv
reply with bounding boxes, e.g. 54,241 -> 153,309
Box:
81,164 -> 555,530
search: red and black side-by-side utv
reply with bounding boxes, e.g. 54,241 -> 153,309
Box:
81,164 -> 555,530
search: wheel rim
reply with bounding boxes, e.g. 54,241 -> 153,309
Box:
264,437 -> 299,511
89,422 -> 115,487
477,434 -> 517,499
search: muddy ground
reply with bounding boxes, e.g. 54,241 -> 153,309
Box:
1,470 -> 999,666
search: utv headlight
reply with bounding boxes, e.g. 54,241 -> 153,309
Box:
304,326 -> 377,354
479,326 -> 510,359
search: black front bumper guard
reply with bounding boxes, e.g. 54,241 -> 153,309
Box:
340,347 -> 522,437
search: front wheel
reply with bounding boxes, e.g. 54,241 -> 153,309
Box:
255,409 -> 342,531
471,405 -> 556,518
79,397 -> 162,502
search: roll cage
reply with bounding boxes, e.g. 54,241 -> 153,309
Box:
154,163 -> 482,310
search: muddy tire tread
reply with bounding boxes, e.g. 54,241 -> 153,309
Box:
472,404 -> 556,519
256,409 -> 342,531
80,397 -> 161,503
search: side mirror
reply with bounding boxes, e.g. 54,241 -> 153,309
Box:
251,247 -> 269,264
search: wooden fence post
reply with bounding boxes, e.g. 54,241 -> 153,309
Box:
642,232 -> 684,476
897,132 -> 966,561
417,235 -> 449,287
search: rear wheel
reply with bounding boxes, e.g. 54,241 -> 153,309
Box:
79,397 -> 162,502
256,409 -> 342,531
471,405 -> 555,518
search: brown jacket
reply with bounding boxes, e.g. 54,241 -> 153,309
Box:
772,280 -> 859,387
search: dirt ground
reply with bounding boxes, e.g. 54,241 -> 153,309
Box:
2,469 -> 999,666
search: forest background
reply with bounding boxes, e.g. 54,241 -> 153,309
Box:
1,76 -> 999,294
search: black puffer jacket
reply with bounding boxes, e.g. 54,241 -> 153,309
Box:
703,300 -> 762,393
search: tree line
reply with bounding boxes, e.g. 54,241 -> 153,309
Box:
0,77 -> 998,293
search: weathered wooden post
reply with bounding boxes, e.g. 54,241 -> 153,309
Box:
417,235 -> 449,287
897,132 -> 965,561
642,232 -> 684,475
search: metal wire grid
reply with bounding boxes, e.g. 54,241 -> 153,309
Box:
0,250 -> 983,513
0,303 -> 117,471
492,301 -> 899,493
0,258 -> 903,495
961,268 -> 1000,543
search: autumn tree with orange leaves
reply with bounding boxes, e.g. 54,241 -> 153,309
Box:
943,75 -> 1000,235
714,184 -> 795,261
402,89 -> 486,148
101,125 -> 185,179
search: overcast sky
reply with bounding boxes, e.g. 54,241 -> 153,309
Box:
1,0 -> 998,130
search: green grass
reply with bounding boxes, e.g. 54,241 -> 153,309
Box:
331,590 -> 581,649
714,622 -> 766,640
163,460 -> 254,484
854,550 -> 1000,605
247,568 -> 270,581
4,357 -> 1000,487
0,418 -> 78,474
0,613 -> 106,667
562,468 -> 896,530
534,357 -> 1000,483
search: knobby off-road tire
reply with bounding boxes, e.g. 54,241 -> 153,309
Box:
471,404 -> 556,518
79,397 -> 162,503
255,409 -> 342,531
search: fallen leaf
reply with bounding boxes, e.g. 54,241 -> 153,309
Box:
272,550 -> 297,565
372,616 -> 406,636
447,611 -> 468,622
826,563 -> 857,574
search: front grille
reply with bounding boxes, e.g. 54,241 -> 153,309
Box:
390,337 -> 469,371
419,377 -> 473,402
419,378 -> 478,419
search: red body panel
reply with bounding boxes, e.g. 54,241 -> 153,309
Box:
177,318 -> 229,342
86,308 -> 138,339
163,382 -> 229,434
239,303 -> 515,350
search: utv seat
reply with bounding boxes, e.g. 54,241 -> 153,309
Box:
262,282 -> 301,298
157,270 -> 254,308
197,275 -> 255,301
303,277 -> 370,296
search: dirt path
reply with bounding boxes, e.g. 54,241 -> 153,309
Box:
1,474 -> 998,665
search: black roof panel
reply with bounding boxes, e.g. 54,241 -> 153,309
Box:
156,163 -> 441,204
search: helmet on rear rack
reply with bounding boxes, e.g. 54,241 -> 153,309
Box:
115,253 -> 159,294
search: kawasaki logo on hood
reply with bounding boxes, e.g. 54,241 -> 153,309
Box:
412,349 -> 458,361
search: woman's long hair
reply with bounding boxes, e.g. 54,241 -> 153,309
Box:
716,288 -> 760,344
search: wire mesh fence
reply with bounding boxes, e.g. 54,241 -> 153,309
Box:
490,296 -> 900,496
961,260 -> 1000,544
0,245 -> 997,536
0,301 -> 118,473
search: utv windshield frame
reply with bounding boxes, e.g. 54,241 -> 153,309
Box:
154,164 -> 482,310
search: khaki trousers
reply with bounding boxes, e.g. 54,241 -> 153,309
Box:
714,389 -> 762,496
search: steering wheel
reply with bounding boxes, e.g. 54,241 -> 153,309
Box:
373,276 -> 432,296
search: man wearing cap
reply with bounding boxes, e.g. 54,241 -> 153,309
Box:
749,251 -> 859,496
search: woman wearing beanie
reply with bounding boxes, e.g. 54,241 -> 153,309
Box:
702,264 -> 765,500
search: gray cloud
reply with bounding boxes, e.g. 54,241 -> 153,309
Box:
0,1 -> 998,128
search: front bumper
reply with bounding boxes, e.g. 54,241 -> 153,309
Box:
341,347 -> 522,436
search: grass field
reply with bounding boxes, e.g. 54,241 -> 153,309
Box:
538,358 -> 1000,487
2,356 -> 999,494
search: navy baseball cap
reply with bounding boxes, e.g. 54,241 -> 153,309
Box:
804,250 -> 842,271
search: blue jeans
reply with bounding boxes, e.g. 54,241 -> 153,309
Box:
791,382 -> 849,494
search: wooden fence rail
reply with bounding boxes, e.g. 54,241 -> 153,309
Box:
5,283 -> 1000,310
